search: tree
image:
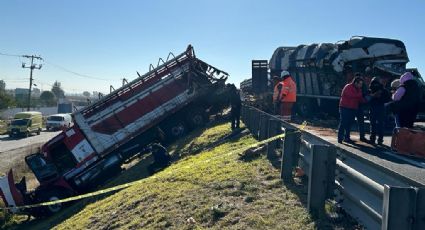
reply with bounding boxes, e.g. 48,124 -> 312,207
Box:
82,91 -> 91,97
51,81 -> 65,98
0,92 -> 15,110
40,91 -> 56,106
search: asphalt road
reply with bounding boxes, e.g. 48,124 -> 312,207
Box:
0,130 -> 61,174
301,122 -> 425,186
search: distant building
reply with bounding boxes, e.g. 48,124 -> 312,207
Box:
14,88 -> 29,102
15,88 -> 29,95
32,88 -> 41,97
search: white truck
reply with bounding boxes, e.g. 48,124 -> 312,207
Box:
46,114 -> 73,131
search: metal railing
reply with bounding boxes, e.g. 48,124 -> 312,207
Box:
241,105 -> 425,230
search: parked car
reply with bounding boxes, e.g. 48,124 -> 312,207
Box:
46,113 -> 73,131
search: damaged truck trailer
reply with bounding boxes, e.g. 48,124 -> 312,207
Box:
0,45 -> 230,217
244,36 -> 425,117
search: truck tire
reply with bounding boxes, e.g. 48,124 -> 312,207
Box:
296,98 -> 316,118
163,120 -> 187,141
186,108 -> 207,129
37,128 -> 41,135
31,189 -> 70,217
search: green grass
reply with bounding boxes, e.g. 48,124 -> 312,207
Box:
4,121 -> 337,229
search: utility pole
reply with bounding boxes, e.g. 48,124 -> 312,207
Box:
22,55 -> 43,111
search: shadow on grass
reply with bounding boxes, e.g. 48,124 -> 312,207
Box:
170,119 -> 238,159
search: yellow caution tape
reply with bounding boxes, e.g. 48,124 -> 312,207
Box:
1,121 -> 307,211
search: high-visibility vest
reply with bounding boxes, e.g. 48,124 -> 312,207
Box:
280,76 -> 296,102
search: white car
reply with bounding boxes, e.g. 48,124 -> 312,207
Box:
46,114 -> 73,131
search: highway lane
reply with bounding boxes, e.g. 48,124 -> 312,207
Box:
0,130 -> 61,174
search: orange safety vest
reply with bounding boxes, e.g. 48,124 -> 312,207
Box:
280,76 -> 296,102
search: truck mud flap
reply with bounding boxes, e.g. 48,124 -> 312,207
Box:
0,170 -> 24,212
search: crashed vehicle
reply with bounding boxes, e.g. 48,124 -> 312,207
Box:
247,36 -> 425,116
0,45 -> 230,217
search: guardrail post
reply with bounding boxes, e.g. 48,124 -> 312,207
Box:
382,185 -> 416,230
258,113 -> 270,141
267,119 -> 282,160
251,109 -> 260,139
307,144 -> 336,219
415,188 -> 425,230
281,128 -> 301,183
241,106 -> 247,123
246,107 -> 254,131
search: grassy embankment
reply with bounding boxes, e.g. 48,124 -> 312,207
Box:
3,121 -> 332,229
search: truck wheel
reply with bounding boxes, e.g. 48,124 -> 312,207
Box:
36,189 -> 69,216
187,109 -> 207,129
37,128 -> 41,135
163,120 -> 187,141
296,98 -> 314,118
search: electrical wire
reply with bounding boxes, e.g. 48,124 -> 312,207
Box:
0,52 -> 22,57
43,60 -> 116,81
2,51 -> 117,81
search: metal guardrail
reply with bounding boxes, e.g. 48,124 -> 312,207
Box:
241,105 -> 425,230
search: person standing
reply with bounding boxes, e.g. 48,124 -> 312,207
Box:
388,72 -> 421,128
368,77 -> 391,145
273,70 -> 296,121
229,84 -> 242,130
389,79 -> 401,128
338,77 -> 366,143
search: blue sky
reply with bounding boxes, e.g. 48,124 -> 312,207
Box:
1,0 -> 424,94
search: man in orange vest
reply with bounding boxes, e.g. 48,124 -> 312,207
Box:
273,70 -> 296,121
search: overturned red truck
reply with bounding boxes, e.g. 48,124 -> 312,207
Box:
0,45 -> 230,217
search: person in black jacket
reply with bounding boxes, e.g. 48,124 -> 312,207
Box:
387,72 -> 421,128
148,142 -> 171,174
368,77 -> 391,145
228,84 -> 242,130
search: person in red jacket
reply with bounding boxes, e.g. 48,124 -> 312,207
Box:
338,77 -> 366,143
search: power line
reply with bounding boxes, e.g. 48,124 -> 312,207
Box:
0,52 -> 22,57
44,60 -> 115,81
1,50 -> 119,81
